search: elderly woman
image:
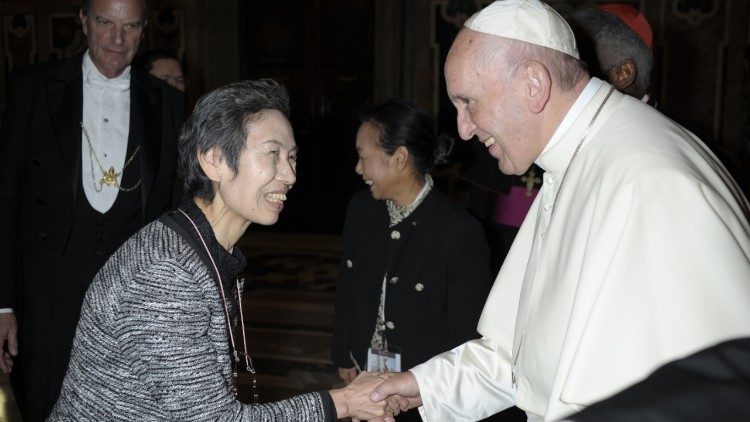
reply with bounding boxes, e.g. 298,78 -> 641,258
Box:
49,80 -> 391,421
331,99 -> 493,420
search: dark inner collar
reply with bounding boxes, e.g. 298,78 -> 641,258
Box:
174,199 -> 247,286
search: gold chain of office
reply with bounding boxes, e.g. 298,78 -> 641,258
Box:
80,122 -> 141,192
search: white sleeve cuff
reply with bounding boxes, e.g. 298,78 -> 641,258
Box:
410,337 -> 516,421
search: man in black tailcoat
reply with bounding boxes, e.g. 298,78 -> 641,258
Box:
0,0 -> 184,420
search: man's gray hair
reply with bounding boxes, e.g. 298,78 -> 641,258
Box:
569,7 -> 653,98
178,79 -> 291,202
81,0 -> 149,20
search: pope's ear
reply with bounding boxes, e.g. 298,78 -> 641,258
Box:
524,61 -> 552,114
197,147 -> 224,182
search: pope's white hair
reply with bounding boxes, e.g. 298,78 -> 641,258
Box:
474,31 -> 588,93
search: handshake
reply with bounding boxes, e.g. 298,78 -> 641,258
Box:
329,371 -> 422,421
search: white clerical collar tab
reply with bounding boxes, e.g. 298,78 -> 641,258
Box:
535,78 -> 606,172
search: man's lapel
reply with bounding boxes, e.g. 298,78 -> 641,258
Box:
130,69 -> 162,213
47,53 -> 84,198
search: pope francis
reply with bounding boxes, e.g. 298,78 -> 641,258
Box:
369,1 -> 750,421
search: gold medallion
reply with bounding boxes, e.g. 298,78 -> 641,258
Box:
81,122 -> 141,192
100,167 -> 119,187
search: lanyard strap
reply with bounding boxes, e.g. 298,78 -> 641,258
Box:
177,209 -> 256,378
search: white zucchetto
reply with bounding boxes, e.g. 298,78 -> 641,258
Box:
464,0 -> 580,59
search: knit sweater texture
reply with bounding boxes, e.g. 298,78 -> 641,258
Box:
49,216 -> 330,421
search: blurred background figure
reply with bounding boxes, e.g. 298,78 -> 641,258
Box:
137,49 -> 187,92
332,98 -> 492,421
569,3 -> 655,103
569,3 -> 746,189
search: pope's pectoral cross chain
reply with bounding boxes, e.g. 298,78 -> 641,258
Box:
520,169 -> 541,197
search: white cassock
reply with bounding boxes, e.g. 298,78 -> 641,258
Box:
410,80 -> 750,421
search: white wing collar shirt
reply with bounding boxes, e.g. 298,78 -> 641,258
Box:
410,80 -> 750,421
81,50 -> 132,214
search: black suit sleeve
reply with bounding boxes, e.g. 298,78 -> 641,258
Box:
154,82 -> 184,206
166,88 -> 185,206
0,69 -> 34,309
569,338 -> 750,422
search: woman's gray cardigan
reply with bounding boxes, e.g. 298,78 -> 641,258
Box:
49,218 -> 332,421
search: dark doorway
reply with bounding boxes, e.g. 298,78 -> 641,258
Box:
240,0 -> 375,235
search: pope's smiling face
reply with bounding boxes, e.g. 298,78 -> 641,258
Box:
445,30 -> 542,176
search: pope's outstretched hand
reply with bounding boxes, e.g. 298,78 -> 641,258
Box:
370,371 -> 423,413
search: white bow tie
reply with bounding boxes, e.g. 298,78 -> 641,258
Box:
87,73 -> 130,91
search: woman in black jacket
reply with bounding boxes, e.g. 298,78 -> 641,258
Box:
331,98 -> 493,420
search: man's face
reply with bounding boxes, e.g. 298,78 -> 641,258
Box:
150,58 -> 185,92
445,31 -> 540,176
80,0 -> 146,78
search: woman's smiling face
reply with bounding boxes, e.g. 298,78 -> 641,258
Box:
354,121 -> 400,201
216,109 -> 298,226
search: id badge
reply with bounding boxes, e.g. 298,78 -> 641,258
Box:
366,347 -> 401,372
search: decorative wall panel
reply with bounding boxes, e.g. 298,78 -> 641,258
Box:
3,13 -> 35,70
48,13 -> 85,60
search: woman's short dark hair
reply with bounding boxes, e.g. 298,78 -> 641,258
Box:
179,79 -> 290,202
359,98 -> 453,176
